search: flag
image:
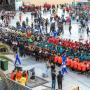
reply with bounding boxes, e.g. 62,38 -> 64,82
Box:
61,63 -> 67,75
15,53 -> 21,65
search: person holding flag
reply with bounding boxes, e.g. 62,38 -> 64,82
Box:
15,52 -> 22,69
61,53 -> 67,75
61,62 -> 67,75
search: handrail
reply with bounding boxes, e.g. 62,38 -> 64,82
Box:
6,77 -> 32,90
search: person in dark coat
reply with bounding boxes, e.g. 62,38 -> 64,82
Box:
1,15 -> 4,21
34,48 -> 39,61
57,71 -> 63,90
69,24 -> 72,34
86,26 -> 89,36
45,19 -> 48,34
26,17 -> 29,25
51,63 -> 55,72
51,70 -> 56,89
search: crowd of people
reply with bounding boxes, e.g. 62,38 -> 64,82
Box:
10,66 -> 36,86
0,2 -> 90,90
16,2 -> 90,39
10,69 -> 28,86
0,10 -> 16,26
48,37 -> 90,60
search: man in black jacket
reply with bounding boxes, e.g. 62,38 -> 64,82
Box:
69,24 -> 72,35
86,26 -> 90,36
57,71 -> 63,90
51,70 -> 56,89
34,48 -> 39,61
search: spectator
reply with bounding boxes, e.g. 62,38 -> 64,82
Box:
51,63 -> 56,72
19,72 -> 27,86
15,69 -> 22,81
26,17 -> 29,25
51,70 -> 56,89
69,24 -> 72,34
57,71 -> 63,90
61,63 -> 67,75
35,48 -> 39,61
10,70 -> 16,80
86,26 -> 89,36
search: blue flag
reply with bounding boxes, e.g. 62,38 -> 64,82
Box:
61,63 -> 67,75
53,31 -> 58,37
15,53 -> 21,65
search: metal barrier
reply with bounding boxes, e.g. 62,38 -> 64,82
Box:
0,68 -> 49,90
6,78 -> 31,90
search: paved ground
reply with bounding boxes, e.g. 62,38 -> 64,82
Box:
3,56 -> 90,90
